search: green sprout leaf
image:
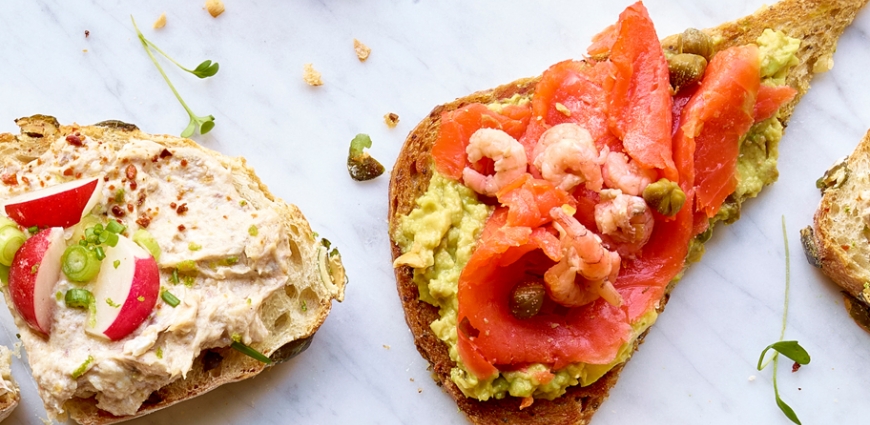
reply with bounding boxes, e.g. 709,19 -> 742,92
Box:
758,341 -> 811,370
131,16 -> 217,137
776,396 -> 801,425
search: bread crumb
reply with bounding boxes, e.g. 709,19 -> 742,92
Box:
303,63 -> 323,86
206,0 -> 225,18
384,113 -> 399,128
555,102 -> 571,117
153,12 -> 167,29
519,396 -> 534,410
354,39 -> 371,61
83,49 -> 88,53
748,375 -> 756,382
813,53 -> 834,74
84,30 -> 90,38
417,388 -> 423,393
410,378 -> 415,382
383,344 -> 391,350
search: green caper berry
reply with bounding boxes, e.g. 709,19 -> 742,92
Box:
509,279 -> 547,320
643,178 -> 686,217
668,53 -> 708,92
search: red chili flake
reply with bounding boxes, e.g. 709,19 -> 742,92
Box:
84,30 -> 90,38
842,245 -> 851,251
108,185 -> 116,191
21,176 -> 30,185
126,203 -> 134,213
1,174 -> 18,186
75,172 -> 82,179
176,203 -> 188,215
125,164 -> 137,181
103,176 -> 110,181
169,202 -> 177,209
136,216 -> 151,228
63,168 -> 74,176
159,149 -> 173,159
180,159 -> 188,167
178,224 -> 186,232
136,191 -> 147,207
130,181 -> 138,190
111,205 -> 126,218
65,134 -> 83,146
792,362 -> 801,373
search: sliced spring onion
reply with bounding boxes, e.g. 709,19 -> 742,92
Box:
0,217 -> 18,230
248,225 -> 258,236
65,288 -> 94,309
133,229 -> 161,261
99,231 -> 119,247
113,260 -> 121,269
177,260 -> 197,272
170,268 -> 179,284
94,246 -> 106,260
188,242 -> 202,251
0,265 -> 9,285
27,226 -> 38,234
230,341 -> 272,364
161,290 -> 180,307
62,246 -> 101,282
71,355 -> 94,378
0,225 -> 26,266
106,220 -> 125,234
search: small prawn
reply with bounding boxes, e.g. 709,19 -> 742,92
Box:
532,123 -> 605,192
543,206 -> 623,307
594,189 -> 654,257
602,151 -> 657,196
462,128 -> 527,196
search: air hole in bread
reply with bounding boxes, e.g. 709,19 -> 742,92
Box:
273,313 -> 289,330
284,285 -> 298,300
287,238 -> 302,267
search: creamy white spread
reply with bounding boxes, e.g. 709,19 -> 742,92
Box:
0,134 -> 292,417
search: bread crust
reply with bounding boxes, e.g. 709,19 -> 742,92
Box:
388,0 -> 867,423
0,117 -> 346,424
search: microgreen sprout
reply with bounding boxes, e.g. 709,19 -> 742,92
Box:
131,16 -> 217,137
756,216 -> 811,425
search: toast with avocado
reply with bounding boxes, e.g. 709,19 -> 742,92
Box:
388,0 -> 868,423
804,129 -> 870,333
0,115 -> 346,424
0,345 -> 20,422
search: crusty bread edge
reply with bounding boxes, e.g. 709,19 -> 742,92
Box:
0,117 -> 346,425
387,0 -> 868,423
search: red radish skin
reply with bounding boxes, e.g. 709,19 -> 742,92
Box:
88,236 -> 159,341
8,227 -> 65,334
4,177 -> 103,228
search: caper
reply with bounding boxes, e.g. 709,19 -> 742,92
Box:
660,33 -> 683,57
668,53 -> 707,92
680,28 -> 713,60
509,279 -> 546,320
642,178 -> 686,217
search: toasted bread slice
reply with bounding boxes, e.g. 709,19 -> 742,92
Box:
804,129 -> 870,330
388,0 -> 867,423
0,116 -> 346,424
0,345 -> 20,422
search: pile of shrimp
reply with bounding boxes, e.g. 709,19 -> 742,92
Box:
461,123 -> 657,308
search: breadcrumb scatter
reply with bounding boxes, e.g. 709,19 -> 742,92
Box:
354,39 -> 371,61
206,0 -> 225,18
303,63 -> 324,86
383,344 -> 391,350
384,113 -> 399,128
813,53 -> 833,74
153,13 -> 167,29
417,388 -> 423,393
748,375 -> 756,382
82,49 -> 88,53
555,102 -> 571,117
84,30 -> 90,38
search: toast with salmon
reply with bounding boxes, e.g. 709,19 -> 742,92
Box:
804,129 -> 870,333
388,0 -> 868,424
0,116 -> 346,424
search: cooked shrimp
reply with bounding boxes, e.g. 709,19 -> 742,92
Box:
462,128 -> 527,196
594,189 -> 654,256
532,123 -> 605,192
543,206 -> 623,307
602,151 -> 657,196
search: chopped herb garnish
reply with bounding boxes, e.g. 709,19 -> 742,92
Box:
71,355 -> 95,378
222,256 -> 239,266
182,276 -> 195,287
106,220 -> 126,234
156,346 -> 163,359
27,226 -> 38,234
757,217 -> 811,425
94,246 -> 106,261
248,225 -> 258,237
177,260 -> 197,272
131,16 -> 217,137
239,200 -> 247,207
347,133 -> 385,181
114,189 -> 125,203
106,298 -> 120,308
230,340 -> 272,364
170,268 -> 180,284
63,245 -> 101,282
137,295 -> 145,302
161,290 -> 180,307
301,300 -> 307,312
65,289 -> 94,309
30,263 -> 39,275
55,291 -> 63,301
113,259 -> 121,269
188,242 -> 202,251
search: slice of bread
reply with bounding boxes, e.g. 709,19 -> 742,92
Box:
804,129 -> 870,330
388,0 -> 867,423
0,345 -> 20,422
0,116 -> 346,424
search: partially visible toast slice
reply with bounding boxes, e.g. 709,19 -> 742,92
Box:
804,129 -> 870,329
0,116 -> 347,424
0,345 -> 20,422
388,0 -> 868,423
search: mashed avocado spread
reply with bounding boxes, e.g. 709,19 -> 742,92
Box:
393,29 -> 800,401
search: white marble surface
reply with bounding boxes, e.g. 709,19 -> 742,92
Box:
0,0 -> 869,424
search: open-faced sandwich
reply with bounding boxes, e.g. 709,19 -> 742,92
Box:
0,115 -> 346,424
388,0 -> 868,423
804,129 -> 870,333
